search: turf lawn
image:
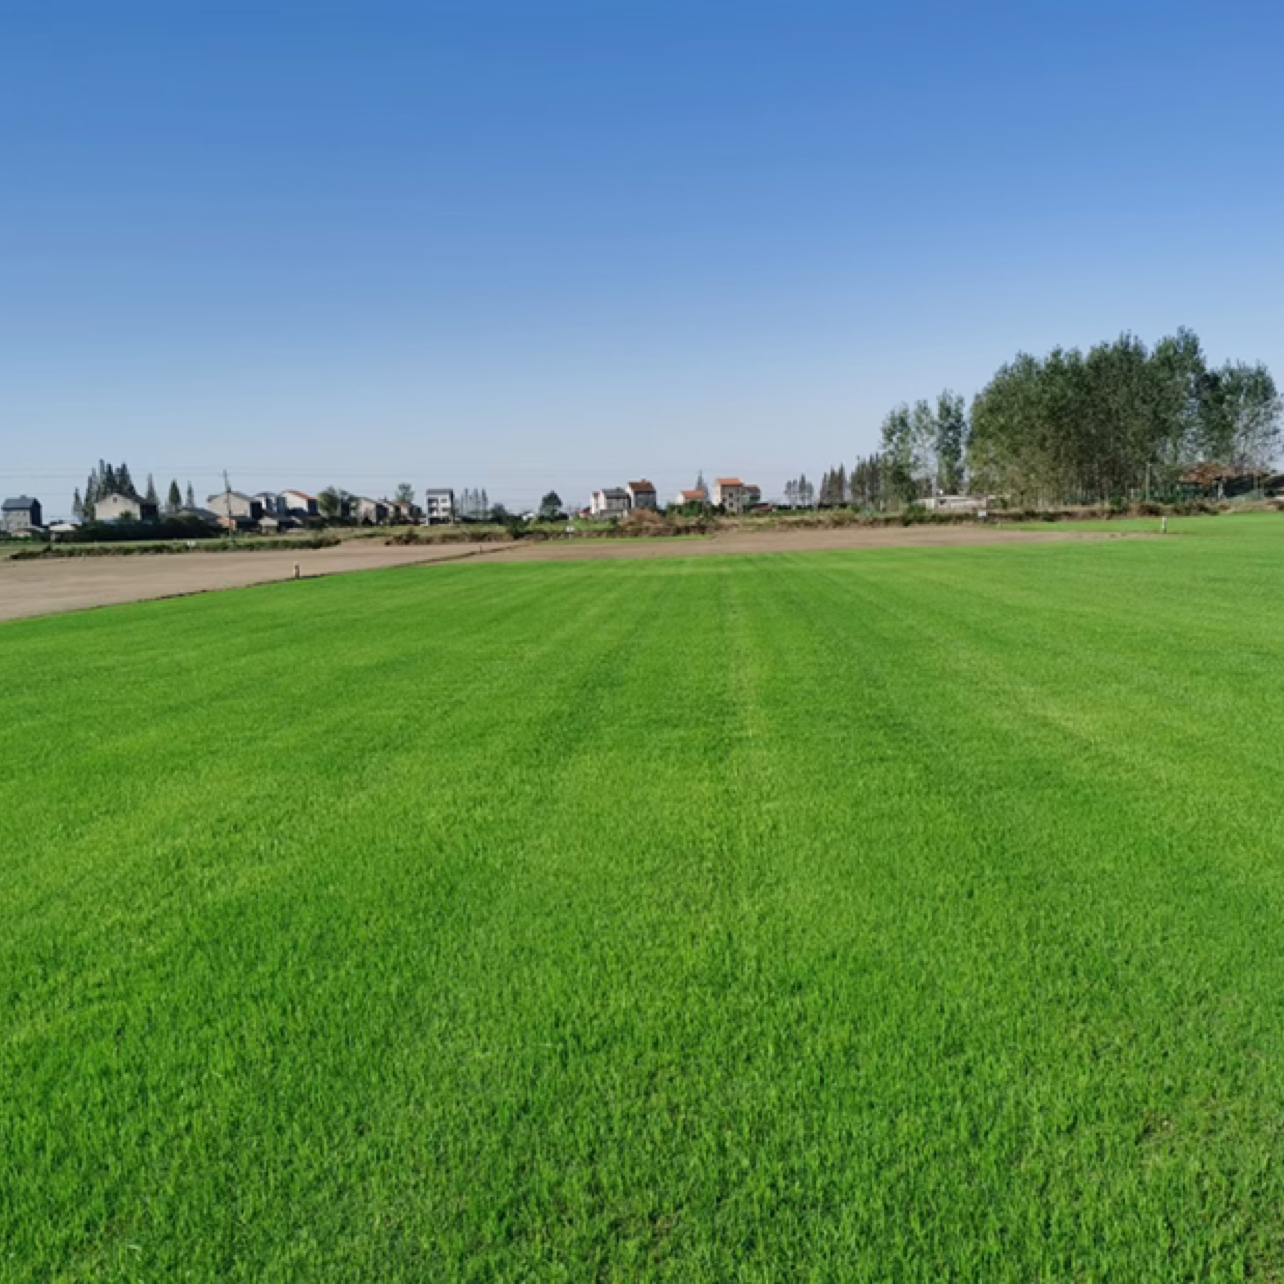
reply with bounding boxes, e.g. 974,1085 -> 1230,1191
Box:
3,515 -> 1284,1279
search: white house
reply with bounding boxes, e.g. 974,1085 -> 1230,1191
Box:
206,491 -> 263,525
590,488 -> 630,517
423,489 -> 455,523
96,493 -> 159,523
280,490 -> 319,518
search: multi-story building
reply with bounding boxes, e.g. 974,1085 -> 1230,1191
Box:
711,478 -> 747,513
1,495 -> 42,532
626,480 -> 658,511
590,488 -> 630,517
424,489 -> 455,523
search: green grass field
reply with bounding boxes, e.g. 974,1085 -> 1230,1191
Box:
4,516 -> 1284,1279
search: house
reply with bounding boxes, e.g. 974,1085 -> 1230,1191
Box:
2,495 -> 43,532
626,480 -> 658,511
177,507 -> 222,527
48,521 -> 81,541
206,491 -> 264,528
258,514 -> 286,533
423,489 -> 455,524
351,496 -> 389,525
590,488 -> 630,517
94,493 -> 159,523
280,490 -> 320,518
389,499 -> 423,525
712,478 -> 749,514
743,483 -> 762,508
254,491 -> 285,517
674,488 -> 707,507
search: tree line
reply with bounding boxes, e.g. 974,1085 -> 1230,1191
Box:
870,329 -> 1280,508
75,461 -> 196,521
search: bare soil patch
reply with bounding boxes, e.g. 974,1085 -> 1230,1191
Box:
0,542 -> 506,624
0,524 -> 1142,623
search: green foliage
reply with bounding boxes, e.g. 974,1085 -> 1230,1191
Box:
67,515 -> 219,543
968,329 -> 1281,503
6,524 -> 1284,1275
317,486 -> 347,521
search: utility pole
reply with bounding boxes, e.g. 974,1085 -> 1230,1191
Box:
223,470 -> 236,541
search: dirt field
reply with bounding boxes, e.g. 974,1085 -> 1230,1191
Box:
0,542 -> 506,624
0,525 -> 1138,624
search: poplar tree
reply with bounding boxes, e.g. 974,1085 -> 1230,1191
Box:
167,480 -> 182,512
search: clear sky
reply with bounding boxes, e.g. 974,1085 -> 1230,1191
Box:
3,0 -> 1282,516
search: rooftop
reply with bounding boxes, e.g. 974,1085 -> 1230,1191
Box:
2,495 -> 37,510
628,480 -> 656,491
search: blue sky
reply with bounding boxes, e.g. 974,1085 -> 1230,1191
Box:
3,0 -> 1282,516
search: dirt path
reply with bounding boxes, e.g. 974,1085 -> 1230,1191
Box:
0,525 -> 1139,625
0,542 -> 506,624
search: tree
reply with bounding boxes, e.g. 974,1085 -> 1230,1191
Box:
934,391 -> 968,493
167,480 -> 182,512
72,488 -> 84,520
694,470 -> 707,496
185,482 -> 195,509
145,474 -> 158,506
881,405 -> 920,505
1199,361 -> 1281,477
116,462 -> 135,498
102,462 -> 118,495
318,486 -> 346,520
539,490 -> 564,520
394,482 -> 415,504
961,329 -> 1269,505
851,454 -> 886,510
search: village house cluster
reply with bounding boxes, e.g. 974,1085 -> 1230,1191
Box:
4,472 -> 776,541
672,478 -> 762,514
0,487 -> 459,538
588,477 -> 762,516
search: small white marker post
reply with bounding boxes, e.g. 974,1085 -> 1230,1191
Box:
1161,517 -> 1168,536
